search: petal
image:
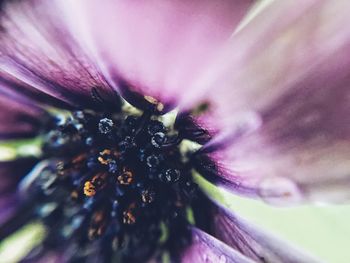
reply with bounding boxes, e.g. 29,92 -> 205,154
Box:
180,227 -> 253,263
205,201 -> 320,263
60,0 -> 256,110
179,0 -> 322,114
193,1 -> 350,203
0,70 -> 73,110
0,0 -> 121,110
0,159 -> 37,225
0,89 -> 44,139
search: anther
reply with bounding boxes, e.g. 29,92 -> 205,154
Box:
98,149 -> 112,165
123,204 -> 136,225
84,181 -> 96,197
160,169 -> 180,184
98,118 -> 114,134
141,189 -> 155,204
151,132 -> 166,148
144,95 -> 164,112
146,154 -> 160,168
117,169 -> 134,185
56,161 -> 65,176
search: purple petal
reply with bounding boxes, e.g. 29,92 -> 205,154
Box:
193,1 -> 350,203
0,70 -> 73,110
0,196 -> 17,226
206,202 -> 319,263
181,227 -> 253,263
60,0 -> 255,110
0,0 -> 120,109
0,89 -> 44,139
0,159 -> 37,225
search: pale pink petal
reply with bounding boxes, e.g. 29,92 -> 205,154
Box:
181,227 -> 254,263
191,1 -> 350,203
0,0 -> 121,109
60,0 -> 255,111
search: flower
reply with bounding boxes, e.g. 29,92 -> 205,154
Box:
0,0 -> 349,262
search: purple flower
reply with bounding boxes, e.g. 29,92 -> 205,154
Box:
0,0 -> 348,262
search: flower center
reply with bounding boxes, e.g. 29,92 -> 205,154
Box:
26,105 -> 201,261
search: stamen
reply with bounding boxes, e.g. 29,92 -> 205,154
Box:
37,107 -> 201,261
98,149 -> 113,165
144,95 -> 165,112
123,203 -> 137,225
151,132 -> 166,148
146,154 -> 161,168
117,169 -> 134,185
98,118 -> 114,134
160,169 -> 181,184
84,181 -> 96,197
141,189 -> 156,204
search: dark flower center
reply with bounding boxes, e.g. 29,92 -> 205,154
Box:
24,102 -> 205,261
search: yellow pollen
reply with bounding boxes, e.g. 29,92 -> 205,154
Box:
144,95 -> 164,112
97,156 -> 109,165
98,149 -> 119,165
84,181 -> 96,197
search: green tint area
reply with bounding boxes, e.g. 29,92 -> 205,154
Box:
186,206 -> 195,225
195,174 -> 350,263
0,222 -> 46,263
0,137 -> 43,161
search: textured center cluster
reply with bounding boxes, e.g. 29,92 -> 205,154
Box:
34,107 -> 199,261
